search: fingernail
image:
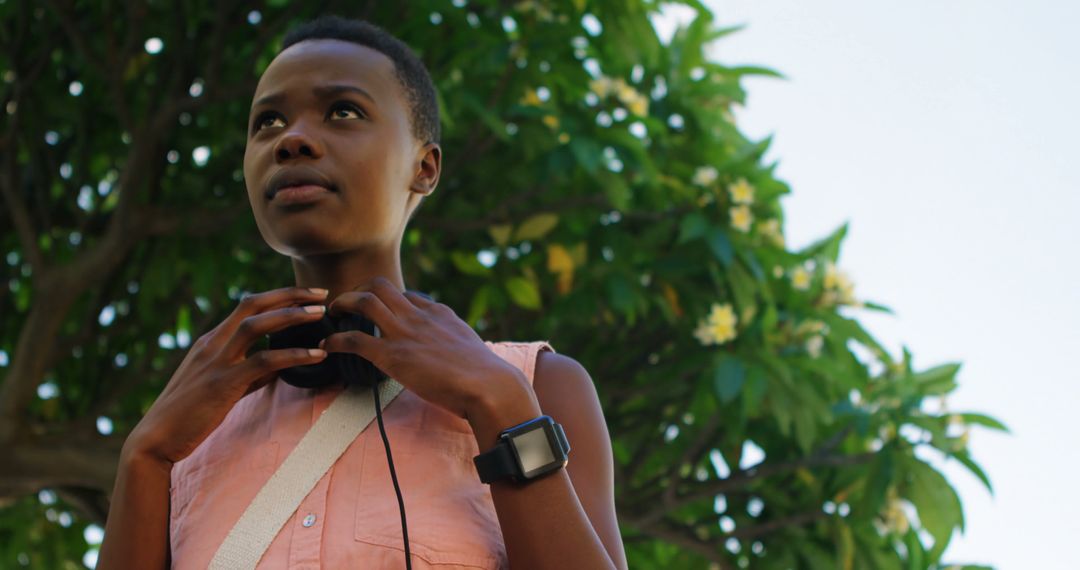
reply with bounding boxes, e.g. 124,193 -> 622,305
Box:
308,348 -> 326,357
304,305 -> 326,314
309,288 -> 329,297
318,339 -> 326,349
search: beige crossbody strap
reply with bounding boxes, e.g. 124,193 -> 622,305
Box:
209,377 -> 405,570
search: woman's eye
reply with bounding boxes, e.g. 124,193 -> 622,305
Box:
253,113 -> 284,132
251,103 -> 364,134
330,102 -> 364,120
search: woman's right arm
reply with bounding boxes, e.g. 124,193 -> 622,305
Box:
98,447 -> 174,569
96,286 -> 333,569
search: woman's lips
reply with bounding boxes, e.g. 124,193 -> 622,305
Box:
271,185 -> 333,206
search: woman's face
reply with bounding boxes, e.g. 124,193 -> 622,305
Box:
243,39 -> 433,257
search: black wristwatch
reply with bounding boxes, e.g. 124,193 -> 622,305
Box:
473,415 -> 570,484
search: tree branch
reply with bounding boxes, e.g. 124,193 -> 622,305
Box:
414,192 -> 610,233
728,509 -> 830,541
55,486 -> 110,526
443,54 -> 518,178
0,19 -> 57,274
0,435 -> 123,500
629,519 -> 734,569
663,412 -> 725,508
42,0 -> 134,132
677,452 -> 876,513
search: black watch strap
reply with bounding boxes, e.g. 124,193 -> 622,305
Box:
473,440 -> 518,484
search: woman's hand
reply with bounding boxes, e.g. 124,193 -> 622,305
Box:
123,286 -> 333,466
319,276 -> 528,420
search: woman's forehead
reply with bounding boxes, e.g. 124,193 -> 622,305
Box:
252,39 -> 400,106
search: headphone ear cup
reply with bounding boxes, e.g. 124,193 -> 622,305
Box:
268,315 -> 340,389
268,289 -> 433,389
335,313 -> 387,388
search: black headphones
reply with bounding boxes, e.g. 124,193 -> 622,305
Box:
267,289 -> 435,390
265,288 -> 433,569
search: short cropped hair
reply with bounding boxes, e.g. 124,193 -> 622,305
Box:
280,15 -> 441,145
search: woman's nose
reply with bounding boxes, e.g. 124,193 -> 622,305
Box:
273,128 -> 324,162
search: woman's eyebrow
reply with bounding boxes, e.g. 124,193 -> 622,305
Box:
252,84 -> 378,109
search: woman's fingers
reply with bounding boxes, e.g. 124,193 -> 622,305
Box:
238,346 -> 329,396
403,289 -> 436,309
365,277 -> 420,318
222,304 -> 327,360
216,286 -> 330,343
318,329 -> 384,365
328,289 -> 402,336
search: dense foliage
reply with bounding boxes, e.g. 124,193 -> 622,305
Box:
0,0 -> 1005,568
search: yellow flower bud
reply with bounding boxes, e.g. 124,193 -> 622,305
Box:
790,267 -> 811,291
628,95 -> 648,117
520,88 -> 542,107
728,178 -> 755,205
730,205 -> 752,233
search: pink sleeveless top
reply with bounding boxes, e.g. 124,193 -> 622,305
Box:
169,340 -> 555,569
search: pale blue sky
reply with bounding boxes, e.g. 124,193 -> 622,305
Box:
657,1 -> 1078,568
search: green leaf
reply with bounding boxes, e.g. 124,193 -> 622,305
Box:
736,248 -> 766,282
605,273 -> 637,318
950,451 -> 994,496
704,227 -> 734,267
904,527 -> 925,570
726,261 -> 756,319
742,365 -> 767,416
713,354 -> 746,403
513,213 -> 560,241
838,521 -> 856,570
860,300 -> 895,314
460,92 -> 510,142
488,224 -> 513,247
177,305 -> 191,337
903,456 -> 963,562
569,138 -> 603,173
504,276 -> 541,310
956,412 -> 1010,433
450,250 -> 492,276
912,363 -> 961,395
466,284 -> 492,327
795,539 -> 836,569
719,64 -> 787,80
797,221 -> 848,261
858,448 -> 895,518
15,282 -> 30,312
676,212 -> 708,244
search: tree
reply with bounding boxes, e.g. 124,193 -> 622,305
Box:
0,0 -> 1004,567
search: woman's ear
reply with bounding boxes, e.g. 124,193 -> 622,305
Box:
410,142 -> 441,196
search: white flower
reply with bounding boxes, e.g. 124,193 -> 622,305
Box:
758,219 -> 785,248
694,302 -> 738,345
790,267 -> 811,291
728,178 -> 755,205
693,166 -> 718,186
730,206 -> 752,233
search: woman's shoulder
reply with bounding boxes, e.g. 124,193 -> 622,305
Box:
482,340 -> 557,387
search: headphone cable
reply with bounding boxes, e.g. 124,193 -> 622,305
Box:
372,381 -> 412,570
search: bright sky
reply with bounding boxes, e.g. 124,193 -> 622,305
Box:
656,1 -> 1079,568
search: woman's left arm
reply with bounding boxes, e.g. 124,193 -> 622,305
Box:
468,350 -> 628,570
318,278 -> 627,568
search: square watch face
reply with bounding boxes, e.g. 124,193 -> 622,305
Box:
511,425 -> 557,474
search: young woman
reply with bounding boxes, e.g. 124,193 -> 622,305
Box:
98,15 -> 626,569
